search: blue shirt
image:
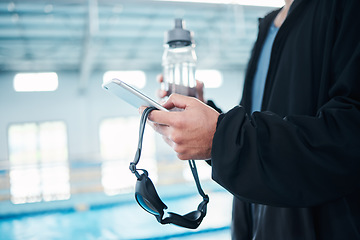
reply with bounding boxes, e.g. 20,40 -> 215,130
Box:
251,23 -> 279,113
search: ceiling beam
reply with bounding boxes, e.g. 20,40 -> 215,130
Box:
78,0 -> 99,94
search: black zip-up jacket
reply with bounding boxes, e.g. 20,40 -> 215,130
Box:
210,0 -> 360,239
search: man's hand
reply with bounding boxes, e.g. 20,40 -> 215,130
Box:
140,94 -> 219,160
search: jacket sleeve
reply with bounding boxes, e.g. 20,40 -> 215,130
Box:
211,1 -> 360,208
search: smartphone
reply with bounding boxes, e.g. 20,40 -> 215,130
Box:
102,78 -> 169,112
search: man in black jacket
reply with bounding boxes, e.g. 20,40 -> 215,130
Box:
142,0 -> 360,238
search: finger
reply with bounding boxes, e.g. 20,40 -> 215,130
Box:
196,80 -> 204,89
139,106 -> 147,115
138,106 -> 171,126
147,94 -> 195,125
139,106 -> 165,123
151,122 -> 171,136
156,74 -> 163,83
177,153 -> 191,161
196,80 -> 205,102
147,109 -> 178,126
162,135 -> 175,148
175,147 -> 193,160
157,89 -> 167,99
161,93 -> 194,110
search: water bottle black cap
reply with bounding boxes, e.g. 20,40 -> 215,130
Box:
164,19 -> 194,46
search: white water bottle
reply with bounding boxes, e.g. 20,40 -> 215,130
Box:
162,19 -> 197,97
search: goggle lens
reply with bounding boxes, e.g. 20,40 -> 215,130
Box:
136,194 -> 160,216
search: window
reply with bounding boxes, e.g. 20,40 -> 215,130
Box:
8,121 -> 70,204
195,70 -> 223,88
100,117 -> 157,195
13,72 -> 58,92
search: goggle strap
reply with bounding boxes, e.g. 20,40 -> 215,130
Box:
131,106 -> 157,167
130,164 -> 147,179
188,159 -> 209,202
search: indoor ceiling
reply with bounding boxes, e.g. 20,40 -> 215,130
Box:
0,0 -> 276,82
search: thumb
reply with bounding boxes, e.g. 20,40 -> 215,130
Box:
196,80 -> 205,102
162,93 -> 193,110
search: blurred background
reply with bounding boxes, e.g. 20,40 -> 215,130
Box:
0,0 -> 279,239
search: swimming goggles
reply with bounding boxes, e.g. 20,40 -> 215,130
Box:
129,107 -> 209,229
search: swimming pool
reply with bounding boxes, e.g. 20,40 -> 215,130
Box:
0,185 -> 232,240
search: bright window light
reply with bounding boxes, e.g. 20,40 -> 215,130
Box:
99,117 -> 157,195
14,72 -> 58,92
155,0 -> 284,7
8,121 -> 70,204
103,71 -> 146,89
195,69 -> 223,88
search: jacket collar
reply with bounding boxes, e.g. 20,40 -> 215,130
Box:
289,0 -> 309,15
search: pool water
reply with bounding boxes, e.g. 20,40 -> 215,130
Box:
0,191 -> 232,240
